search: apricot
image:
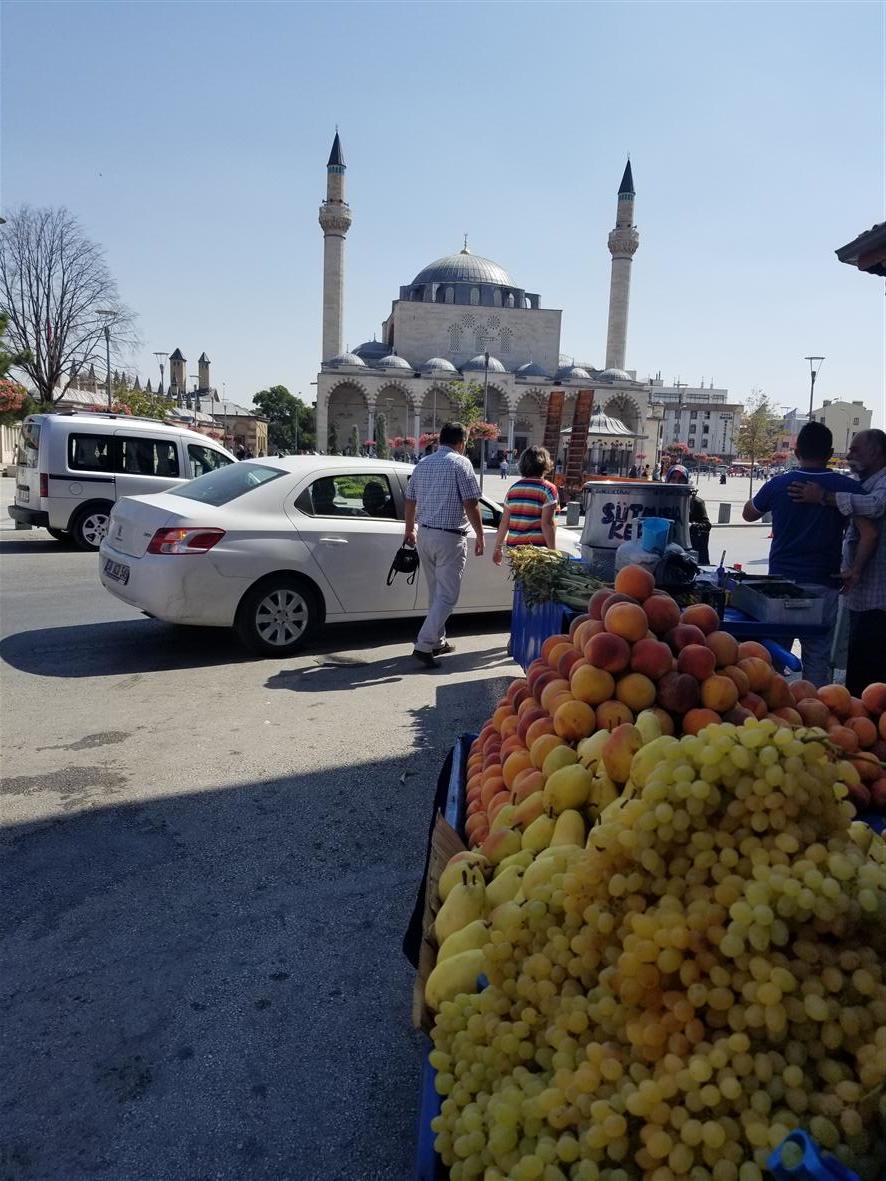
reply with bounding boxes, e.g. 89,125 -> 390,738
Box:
547,641 -> 575,671
850,752 -> 882,784
683,708 -> 722,735
723,706 -> 754,725
500,714 -> 519,738
614,563 -> 655,602
789,679 -> 819,705
795,699 -> 830,728
818,683 -> 852,718
616,672 -> 657,712
602,722 -> 643,783
700,674 -> 739,713
511,766 -> 544,803
739,692 -> 769,720
510,685 -> 530,710
763,675 -> 794,711
465,813 -> 488,843
572,619 -> 603,650
880,712 -> 886,741
630,638 -> 674,681
722,664 -> 751,697
492,705 -> 513,733
657,671 -> 701,715
861,682 -> 886,715
847,716 -> 878,749
649,706 -> 676,735
466,796 -> 485,817
828,725 -> 859,754
516,704 -> 547,742
502,749 -> 534,789
737,640 -> 773,664
525,716 -> 556,747
665,623 -> 707,653
570,663 -> 616,705
517,695 -> 543,719
604,601 -> 649,643
529,732 -> 564,770
736,657 -> 773,694
871,777 -> 886,807
588,588 -> 614,620
705,630 -> 739,668
541,633 -> 571,664
568,613 -> 592,640
547,692 -> 575,717
530,668 -> 559,702
486,791 -> 512,823
500,735 -> 526,759
505,677 -> 528,703
677,644 -> 717,682
596,700 -> 635,731
847,697 -> 870,719
553,699 -> 597,741
643,594 -> 682,636
681,603 -> 720,635
480,776 -> 506,808
772,707 -> 802,726
540,678 -> 572,714
557,646 -> 585,680
586,632 -> 631,673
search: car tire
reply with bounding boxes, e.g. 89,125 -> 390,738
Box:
235,577 -> 321,656
71,503 -> 113,551
47,527 -> 72,544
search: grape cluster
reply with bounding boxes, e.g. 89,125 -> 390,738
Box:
430,719 -> 886,1181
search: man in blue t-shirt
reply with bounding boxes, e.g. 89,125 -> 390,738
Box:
742,421 -> 874,686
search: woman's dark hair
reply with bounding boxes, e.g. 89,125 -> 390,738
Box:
439,421 -> 466,446
519,446 -> 553,478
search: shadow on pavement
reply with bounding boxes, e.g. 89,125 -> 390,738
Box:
266,644 -> 514,695
0,754 -> 433,1181
0,536 -> 76,555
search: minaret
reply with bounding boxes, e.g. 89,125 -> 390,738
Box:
318,130 -> 352,362
198,352 -> 211,391
604,159 -> 640,370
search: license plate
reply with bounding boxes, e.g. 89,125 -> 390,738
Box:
17,487 -> 29,503
103,559 -> 130,585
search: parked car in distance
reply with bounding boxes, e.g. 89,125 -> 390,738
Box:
98,455 -> 583,655
9,411 -> 236,550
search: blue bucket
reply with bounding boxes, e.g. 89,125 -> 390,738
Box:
641,517 -> 671,553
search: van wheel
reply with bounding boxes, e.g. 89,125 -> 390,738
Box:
47,528 -> 72,544
71,504 -> 112,551
235,577 -> 320,656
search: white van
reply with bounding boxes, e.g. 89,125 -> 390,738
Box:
8,412 -> 236,549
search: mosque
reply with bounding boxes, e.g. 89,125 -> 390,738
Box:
315,133 -> 657,472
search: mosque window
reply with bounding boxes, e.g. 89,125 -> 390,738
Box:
488,316 -> 501,329
445,287 -> 454,304
470,287 -> 480,306
506,293 -> 515,309
500,327 -> 513,355
461,313 -> 476,328
492,289 -> 502,307
449,325 -> 463,352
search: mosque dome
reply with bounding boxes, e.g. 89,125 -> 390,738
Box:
375,354 -> 414,370
600,367 -> 632,381
421,357 -> 458,374
555,365 -> 592,382
515,362 -> 550,379
353,339 -> 389,361
412,248 -> 517,289
326,351 -> 366,367
462,354 -> 506,374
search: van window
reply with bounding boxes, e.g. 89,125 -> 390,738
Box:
118,436 -> 180,477
69,433 -> 114,473
170,462 -> 283,506
188,443 -> 233,478
16,421 -> 40,468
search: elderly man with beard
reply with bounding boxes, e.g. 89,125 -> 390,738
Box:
788,429 -> 886,694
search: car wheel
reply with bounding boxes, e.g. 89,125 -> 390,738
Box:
235,578 -> 320,656
47,527 -> 72,543
71,504 -> 112,551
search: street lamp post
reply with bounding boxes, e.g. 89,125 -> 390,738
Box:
804,355 -> 825,420
153,351 -> 168,398
97,310 -> 115,410
480,350 -> 490,494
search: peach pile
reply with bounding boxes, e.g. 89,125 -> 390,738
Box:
464,566 -> 886,847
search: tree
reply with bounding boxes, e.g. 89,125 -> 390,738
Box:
114,384 -> 171,420
736,390 -> 781,497
0,310 -> 30,380
0,206 -> 137,408
253,385 -> 315,452
447,379 -> 483,427
375,412 -> 390,458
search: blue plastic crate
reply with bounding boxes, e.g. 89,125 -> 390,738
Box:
510,585 -> 578,672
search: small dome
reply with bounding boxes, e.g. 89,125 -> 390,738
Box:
556,365 -> 592,382
463,354 -> 506,373
375,354 -> 414,370
353,339 -> 389,360
421,357 -> 458,373
412,249 -> 516,289
600,367 -> 632,380
326,351 -> 366,368
515,362 -> 550,379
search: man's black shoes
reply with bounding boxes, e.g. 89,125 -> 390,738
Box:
413,648 -> 442,669
433,642 -> 456,656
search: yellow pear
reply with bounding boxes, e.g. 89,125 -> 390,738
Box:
434,874 -> 485,945
541,744 -> 578,779
425,948 -> 487,1011
480,826 -> 523,866
549,808 -> 585,847
490,803 -> 518,833
485,864 -> 525,909
602,723 -> 643,784
591,769 -> 619,812
438,853 -> 490,902
489,899 -> 523,933
437,918 -> 491,964
512,790 -> 546,829
495,849 -> 534,876
543,763 -> 593,813
576,729 -> 609,770
521,812 -> 556,853
635,709 -> 664,746
629,735 -> 679,790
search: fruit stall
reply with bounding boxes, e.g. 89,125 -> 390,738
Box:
408,563 -> 886,1181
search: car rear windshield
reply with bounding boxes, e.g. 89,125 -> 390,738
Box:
169,462 -> 285,506
16,421 -> 40,468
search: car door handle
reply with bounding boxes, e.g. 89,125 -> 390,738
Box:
318,537 -> 348,544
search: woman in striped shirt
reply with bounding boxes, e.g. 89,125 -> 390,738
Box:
492,446 -> 558,565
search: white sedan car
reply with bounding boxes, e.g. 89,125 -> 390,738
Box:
98,456 -> 581,655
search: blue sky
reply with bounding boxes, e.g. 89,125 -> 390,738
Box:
3,1 -> 884,425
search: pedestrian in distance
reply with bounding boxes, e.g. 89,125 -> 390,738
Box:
787,428 -> 886,695
628,464 -> 638,478
492,446 -> 558,566
665,465 -> 712,564
742,422 -> 877,687
499,456 -> 509,480
641,465 -> 651,480
404,421 -> 485,669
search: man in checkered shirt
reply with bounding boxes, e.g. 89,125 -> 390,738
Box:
789,429 -> 886,693
404,421 -> 485,669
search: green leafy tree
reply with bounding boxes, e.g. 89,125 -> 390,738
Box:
447,379 -> 484,427
0,310 -> 30,379
736,390 -> 781,497
114,383 -> 171,421
375,412 -> 390,458
253,385 -> 315,452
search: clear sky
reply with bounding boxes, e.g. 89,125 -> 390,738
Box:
3,1 -> 884,425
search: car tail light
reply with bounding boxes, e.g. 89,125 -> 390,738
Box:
39,473 -> 48,498
147,527 -> 225,555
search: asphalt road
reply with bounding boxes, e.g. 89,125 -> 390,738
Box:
0,517 -> 520,1181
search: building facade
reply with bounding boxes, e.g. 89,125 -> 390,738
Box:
810,399 -> 872,458
314,134 -> 658,469
647,378 -> 742,460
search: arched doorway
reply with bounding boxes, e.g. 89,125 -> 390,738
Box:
513,391 -> 547,454
603,394 -> 640,434
327,382 -> 369,453
374,384 -> 412,445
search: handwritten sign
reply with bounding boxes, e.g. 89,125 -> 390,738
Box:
581,484 -> 690,549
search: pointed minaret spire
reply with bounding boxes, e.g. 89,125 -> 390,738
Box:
318,129 -> 352,364
604,159 -> 640,370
